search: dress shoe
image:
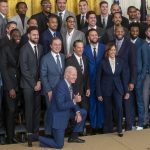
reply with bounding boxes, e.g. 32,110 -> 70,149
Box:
90,129 -> 97,135
0,135 -> 6,145
118,132 -> 123,137
27,135 -> 32,147
143,124 -> 150,129
68,137 -> 85,143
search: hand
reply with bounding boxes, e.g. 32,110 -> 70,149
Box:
98,96 -> 103,101
74,93 -> 81,103
124,93 -> 130,100
34,81 -> 41,91
48,91 -> 52,101
86,89 -> 90,97
9,89 -> 16,99
75,112 -> 82,123
128,83 -> 134,91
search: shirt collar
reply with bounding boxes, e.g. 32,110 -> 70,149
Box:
29,41 -> 37,49
109,57 -> 115,62
51,51 -> 60,58
0,12 -> 5,18
49,28 -> 56,35
57,10 -> 66,16
74,53 -> 82,61
65,79 -> 71,88
88,25 -> 97,30
67,29 -> 74,36
90,43 -> 98,50
116,37 -> 124,43
146,38 -> 150,44
130,37 -> 138,44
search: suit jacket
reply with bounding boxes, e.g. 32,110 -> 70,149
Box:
62,29 -> 86,55
76,14 -> 88,30
9,14 -> 29,35
56,10 -> 77,34
0,35 -> 10,50
40,52 -> 65,94
20,33 -> 28,48
46,79 -> 80,131
65,54 -> 89,95
96,15 -> 113,29
0,14 -> 7,39
0,41 -> 20,91
103,26 -> 129,44
81,26 -> 105,44
19,42 -> 43,89
40,29 -> 63,55
116,38 -> 136,84
134,38 -> 148,83
96,57 -> 128,97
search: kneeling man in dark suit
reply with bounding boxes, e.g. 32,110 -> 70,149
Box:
38,66 -> 87,149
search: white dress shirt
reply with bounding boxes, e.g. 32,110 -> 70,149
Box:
88,25 -> 97,30
66,29 -> 74,54
109,57 -> 116,74
74,53 -> 84,73
51,51 -> 62,68
90,43 -> 99,56
57,10 -> 66,20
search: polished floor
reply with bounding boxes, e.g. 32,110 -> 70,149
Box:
0,129 -> 150,150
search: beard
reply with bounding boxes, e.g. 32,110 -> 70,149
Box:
89,39 -> 98,44
30,39 -> 39,44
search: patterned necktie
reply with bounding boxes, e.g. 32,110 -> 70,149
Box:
80,58 -> 84,74
93,47 -> 97,60
56,54 -> 62,73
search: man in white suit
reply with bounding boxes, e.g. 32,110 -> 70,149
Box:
10,2 -> 29,35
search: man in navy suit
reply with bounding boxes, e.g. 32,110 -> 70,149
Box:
40,14 -> 63,54
114,26 -> 136,130
129,23 -> 148,130
38,66 -> 87,149
40,37 -> 65,135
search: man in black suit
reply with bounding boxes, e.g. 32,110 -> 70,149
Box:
96,1 -> 113,30
114,26 -> 136,131
81,11 -> 104,43
31,0 -> 52,35
19,26 -> 43,147
76,0 -> 88,30
66,40 -> 90,110
0,29 -> 21,144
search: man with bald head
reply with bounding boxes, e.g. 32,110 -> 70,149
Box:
38,66 -> 87,148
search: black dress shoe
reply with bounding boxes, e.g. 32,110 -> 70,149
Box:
27,135 -> 32,147
118,132 -> 123,137
68,137 -> 85,143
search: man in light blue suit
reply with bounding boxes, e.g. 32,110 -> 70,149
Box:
40,37 -> 65,135
83,29 -> 105,134
39,66 -> 87,149
129,23 -> 148,130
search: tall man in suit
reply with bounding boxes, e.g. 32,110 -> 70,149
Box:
31,0 -> 52,35
55,0 -> 77,34
81,11 -> 104,44
41,14 -> 63,54
40,37 -> 65,135
0,29 -> 21,144
76,0 -> 88,30
0,0 -> 8,39
96,1 -> 113,30
38,66 -> 87,149
19,26 -> 43,147
66,40 -> 90,110
114,26 -> 136,130
9,2 -> 29,35
62,16 -> 86,57
84,29 -> 105,134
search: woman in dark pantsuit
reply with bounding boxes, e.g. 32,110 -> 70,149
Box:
96,42 -> 129,137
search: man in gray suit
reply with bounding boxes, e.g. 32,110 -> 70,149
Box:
0,0 -> 8,39
55,0 -> 77,34
9,2 -> 29,35
19,26 -> 43,147
62,16 -> 86,57
40,37 -> 65,135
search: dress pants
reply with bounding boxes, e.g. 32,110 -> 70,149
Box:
103,90 -> 123,133
39,108 -> 87,149
4,91 -> 17,141
23,88 -> 41,134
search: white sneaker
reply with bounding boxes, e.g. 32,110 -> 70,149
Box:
132,126 -> 136,130
136,126 -> 143,131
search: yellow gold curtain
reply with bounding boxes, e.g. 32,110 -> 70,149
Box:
8,0 -> 101,18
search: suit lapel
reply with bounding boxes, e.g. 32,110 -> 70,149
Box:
106,58 -> 113,74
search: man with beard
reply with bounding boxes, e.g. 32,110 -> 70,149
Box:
0,29 -> 21,144
83,29 -> 105,134
41,14 -> 63,54
19,26 -> 43,147
9,2 -> 29,35
114,26 -> 136,131
31,0 -> 52,35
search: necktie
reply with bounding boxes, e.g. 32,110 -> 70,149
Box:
56,54 -> 62,73
53,32 -> 56,37
80,58 -> 84,74
102,18 -> 106,28
93,47 -> 97,60
80,15 -> 85,27
59,12 -> 62,24
116,41 -> 121,54
34,46 -> 38,64
69,86 -> 73,99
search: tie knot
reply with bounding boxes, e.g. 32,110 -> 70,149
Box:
56,54 -> 59,58
59,12 -> 62,16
